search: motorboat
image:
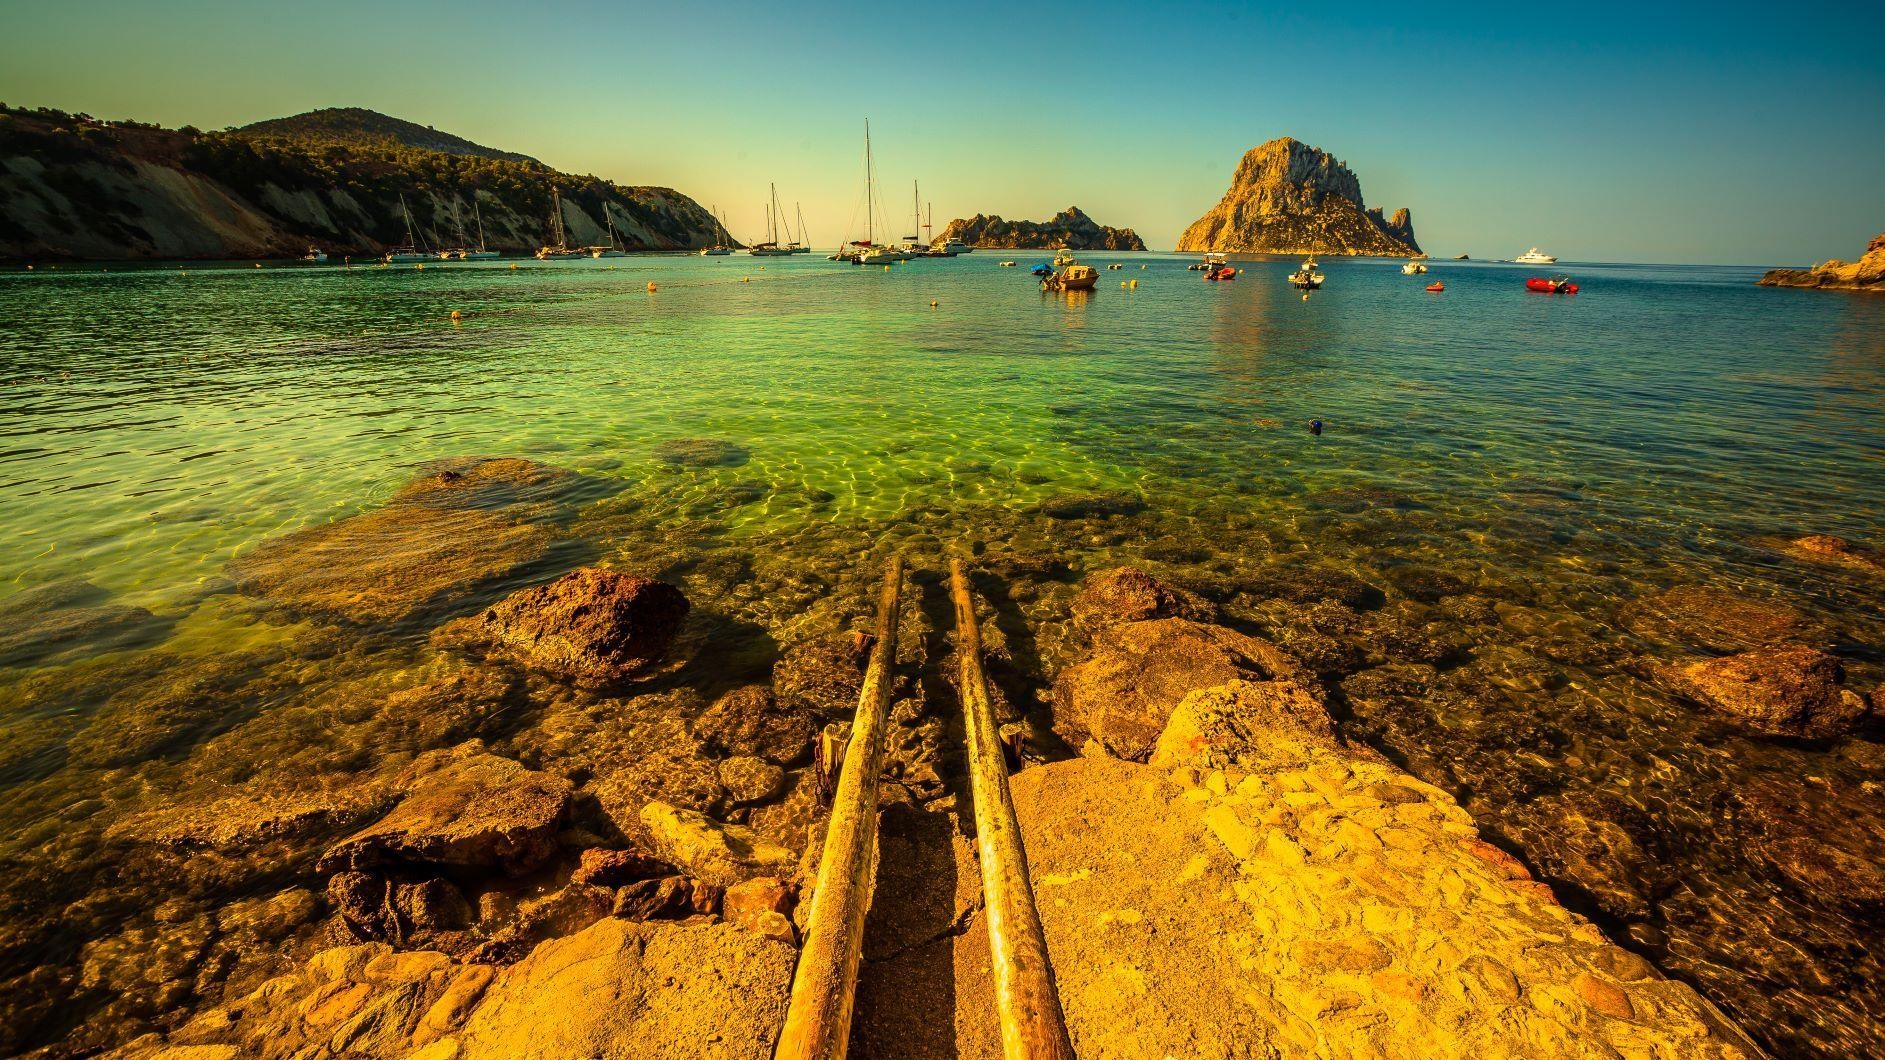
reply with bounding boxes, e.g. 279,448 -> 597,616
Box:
1515,247 -> 1557,264
1525,276 -> 1579,294
1289,261 -> 1325,289
999,260 -> 1016,267
939,238 -> 973,255
301,246 -> 327,263
1107,263 -> 1123,270
1191,251 -> 1229,272
1426,281 -> 1445,293
1206,266 -> 1237,281
1401,261 -> 1429,275
858,245 -> 910,265
1043,262 -> 1099,291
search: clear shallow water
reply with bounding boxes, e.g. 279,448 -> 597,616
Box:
1,252 -> 1882,1056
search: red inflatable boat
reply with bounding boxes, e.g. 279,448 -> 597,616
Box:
1206,266 -> 1237,281
1526,277 -> 1579,294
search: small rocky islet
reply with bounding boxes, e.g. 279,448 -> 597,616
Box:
0,453 -> 1880,1058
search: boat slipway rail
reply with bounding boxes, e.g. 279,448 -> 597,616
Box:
773,556 -> 1074,1060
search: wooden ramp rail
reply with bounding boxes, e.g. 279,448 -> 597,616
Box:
775,556 -> 905,1060
951,557 -> 1077,1060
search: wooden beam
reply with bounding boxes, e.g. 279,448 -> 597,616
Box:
950,557 -> 1077,1060
775,556 -> 905,1060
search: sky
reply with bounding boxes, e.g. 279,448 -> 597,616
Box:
2,0 -> 1881,264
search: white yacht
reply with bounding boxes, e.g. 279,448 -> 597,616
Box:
936,237 -> 972,256
1401,260 -> 1429,274
1515,247 -> 1557,264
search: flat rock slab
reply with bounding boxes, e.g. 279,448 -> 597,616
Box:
458,918 -> 792,1060
1663,646 -> 1870,739
318,750 -> 572,876
983,753 -> 1762,1059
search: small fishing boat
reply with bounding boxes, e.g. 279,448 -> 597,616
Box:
1426,281 -> 1445,293
1401,261 -> 1429,275
1043,263 -> 1099,291
1515,247 -> 1557,264
999,261 -> 1016,267
1526,276 -> 1579,294
301,246 -> 327,263
1289,261 -> 1325,289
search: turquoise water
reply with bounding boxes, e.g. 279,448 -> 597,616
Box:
1,252 -> 1882,1056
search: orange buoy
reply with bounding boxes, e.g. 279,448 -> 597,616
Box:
647,281 -> 658,292
510,263 -> 518,270
930,299 -> 938,307
450,310 -> 463,321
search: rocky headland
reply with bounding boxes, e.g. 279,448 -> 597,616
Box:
1176,137 -> 1422,257
937,207 -> 1147,251
0,106 -> 726,260
1758,233 -> 1885,292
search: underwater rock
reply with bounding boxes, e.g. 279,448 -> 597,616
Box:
1238,560 -> 1385,610
1071,566 -> 1215,627
389,457 -> 590,513
431,568 -> 689,688
0,578 -> 170,669
638,801 -> 794,887
1740,774 -> 1885,910
1662,646 -> 1869,739
64,649 -> 291,768
771,633 -> 872,719
318,748 -> 573,876
1038,491 -> 1147,520
106,778 -> 398,852
1622,585 -> 1811,653
651,437 -> 750,468
230,506 -> 551,626
1774,534 -> 1885,576
691,685 -> 817,767
456,918 -> 792,1060
1052,617 -> 1321,760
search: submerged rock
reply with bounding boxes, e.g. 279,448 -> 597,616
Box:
1052,617 -> 1319,760
691,685 -> 817,767
230,506 -> 551,625
318,748 -> 572,876
1772,533 -> 1885,576
431,568 -> 689,687
1038,491 -> 1146,520
1622,585 -> 1812,653
1663,646 -> 1870,739
651,437 -> 750,468
0,578 -> 170,669
1071,566 -> 1214,627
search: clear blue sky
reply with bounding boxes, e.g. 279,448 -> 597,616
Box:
3,0 -> 1880,263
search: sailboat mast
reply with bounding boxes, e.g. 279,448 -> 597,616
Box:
474,199 -> 487,251
401,193 -> 415,247
864,119 -> 874,246
797,203 -> 807,249
925,202 -> 932,246
550,188 -> 565,247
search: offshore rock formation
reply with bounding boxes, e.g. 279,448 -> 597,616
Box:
1759,233 -> 1885,292
0,105 -> 726,260
1176,137 -> 1423,257
937,207 -> 1147,251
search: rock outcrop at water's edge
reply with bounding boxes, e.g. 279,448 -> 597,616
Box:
1758,233 -> 1885,292
937,207 -> 1147,251
431,567 -> 691,688
0,105 -> 727,260
1175,137 -> 1423,257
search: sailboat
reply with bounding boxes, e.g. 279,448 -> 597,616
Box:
749,185 -> 795,256
536,188 -> 584,259
700,206 -> 733,255
384,193 -> 430,262
458,199 -> 500,260
832,120 -> 883,264
791,203 -> 811,253
589,202 -> 626,258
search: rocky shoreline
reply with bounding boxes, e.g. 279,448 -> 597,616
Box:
1758,233 -> 1885,292
1,455 -> 1880,1058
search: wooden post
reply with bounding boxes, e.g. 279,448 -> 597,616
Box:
950,557 -> 1077,1060
775,556 -> 904,1060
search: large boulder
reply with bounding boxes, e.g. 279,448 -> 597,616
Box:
456,918 -> 792,1060
1052,618 -> 1320,760
318,749 -> 572,876
1663,646 -> 1870,739
432,568 -> 689,687
1149,679 -> 1343,772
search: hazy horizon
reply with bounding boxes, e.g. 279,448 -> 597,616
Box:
3,0 -> 1881,265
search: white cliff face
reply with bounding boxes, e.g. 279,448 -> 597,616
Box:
1176,137 -> 1423,257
